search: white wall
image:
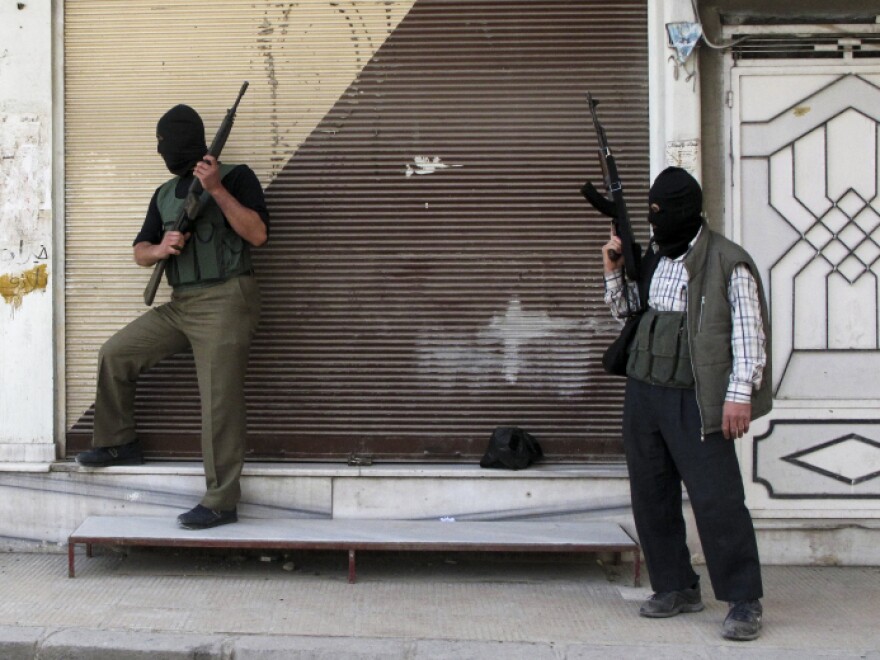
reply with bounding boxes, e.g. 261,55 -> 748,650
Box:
0,1 -> 56,463
649,0 -> 703,183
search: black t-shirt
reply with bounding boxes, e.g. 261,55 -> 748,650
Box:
133,164 -> 270,245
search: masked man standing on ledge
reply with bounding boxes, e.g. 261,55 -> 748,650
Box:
602,167 -> 772,641
76,104 -> 269,531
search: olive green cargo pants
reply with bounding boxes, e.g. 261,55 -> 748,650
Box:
92,275 -> 260,510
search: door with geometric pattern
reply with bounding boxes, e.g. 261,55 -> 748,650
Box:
731,62 -> 880,508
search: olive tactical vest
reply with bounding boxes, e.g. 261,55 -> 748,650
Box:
156,163 -> 253,289
627,226 -> 772,435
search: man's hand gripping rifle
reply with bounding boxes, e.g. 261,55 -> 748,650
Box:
580,92 -> 642,315
143,81 -> 249,306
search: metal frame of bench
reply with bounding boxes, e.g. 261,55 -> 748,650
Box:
68,518 -> 641,586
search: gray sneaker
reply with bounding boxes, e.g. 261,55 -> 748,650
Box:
76,440 -> 144,467
639,584 -> 704,618
722,600 -> 763,641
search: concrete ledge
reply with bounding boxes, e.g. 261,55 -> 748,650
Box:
50,460 -> 631,479
0,465 -> 637,550
0,462 -> 51,473
0,443 -> 55,464
753,518 -> 880,566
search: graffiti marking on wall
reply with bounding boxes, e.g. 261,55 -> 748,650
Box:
1,240 -> 49,266
483,297 -> 581,384
415,297 -> 601,397
405,156 -> 463,177
0,264 -> 48,310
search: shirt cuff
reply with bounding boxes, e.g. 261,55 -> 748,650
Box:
604,269 -> 624,292
726,380 -> 753,404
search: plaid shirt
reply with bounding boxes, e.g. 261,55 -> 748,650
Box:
604,232 -> 766,403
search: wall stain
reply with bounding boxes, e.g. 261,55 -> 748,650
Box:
0,264 -> 48,309
258,3 -> 297,176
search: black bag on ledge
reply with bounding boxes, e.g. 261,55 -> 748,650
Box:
479,427 -> 543,470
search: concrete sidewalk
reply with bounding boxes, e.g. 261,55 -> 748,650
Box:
0,546 -> 877,659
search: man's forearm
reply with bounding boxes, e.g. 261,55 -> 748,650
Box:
604,269 -> 640,319
133,241 -> 163,267
209,185 -> 267,247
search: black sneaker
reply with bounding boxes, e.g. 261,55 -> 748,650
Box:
639,584 -> 704,618
722,599 -> 763,641
177,504 -> 238,530
76,440 -> 144,467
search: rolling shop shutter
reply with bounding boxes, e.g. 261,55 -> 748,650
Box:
65,0 -> 649,461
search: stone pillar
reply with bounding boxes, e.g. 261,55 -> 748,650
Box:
0,1 -> 56,465
648,0 -> 703,182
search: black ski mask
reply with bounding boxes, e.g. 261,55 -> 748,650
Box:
648,166 -> 703,259
156,104 -> 207,176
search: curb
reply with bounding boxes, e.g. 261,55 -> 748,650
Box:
1,626 -> 875,659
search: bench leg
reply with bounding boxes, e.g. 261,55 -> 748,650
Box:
68,543 -> 76,578
348,549 -> 356,584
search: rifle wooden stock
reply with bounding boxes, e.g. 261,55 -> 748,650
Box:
143,81 -> 249,306
143,256 -> 168,306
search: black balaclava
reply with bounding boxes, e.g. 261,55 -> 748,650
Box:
156,104 -> 207,176
648,166 -> 703,259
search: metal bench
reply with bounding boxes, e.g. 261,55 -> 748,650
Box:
68,516 -> 640,585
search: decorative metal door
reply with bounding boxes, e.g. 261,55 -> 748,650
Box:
732,62 -> 880,506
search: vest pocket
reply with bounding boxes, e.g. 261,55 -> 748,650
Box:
627,311 -> 657,379
194,218 -> 222,282
650,312 -> 685,384
626,309 -> 694,388
672,320 -> 694,386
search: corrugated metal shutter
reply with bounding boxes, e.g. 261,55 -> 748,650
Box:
65,0 -> 650,461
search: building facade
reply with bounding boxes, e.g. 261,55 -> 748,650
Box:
0,0 -> 877,565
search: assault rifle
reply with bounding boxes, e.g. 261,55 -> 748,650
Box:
143,81 -> 249,306
580,92 -> 641,285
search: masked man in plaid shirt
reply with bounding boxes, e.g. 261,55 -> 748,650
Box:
603,166 -> 772,641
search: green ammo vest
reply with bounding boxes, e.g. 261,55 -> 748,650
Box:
157,163 -> 253,290
627,308 -> 695,389
626,226 -> 773,435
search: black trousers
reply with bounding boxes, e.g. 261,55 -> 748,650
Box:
623,378 -> 763,602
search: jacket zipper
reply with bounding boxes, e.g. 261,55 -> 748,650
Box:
691,294 -> 706,440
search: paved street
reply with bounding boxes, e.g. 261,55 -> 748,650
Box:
0,546 -> 877,658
